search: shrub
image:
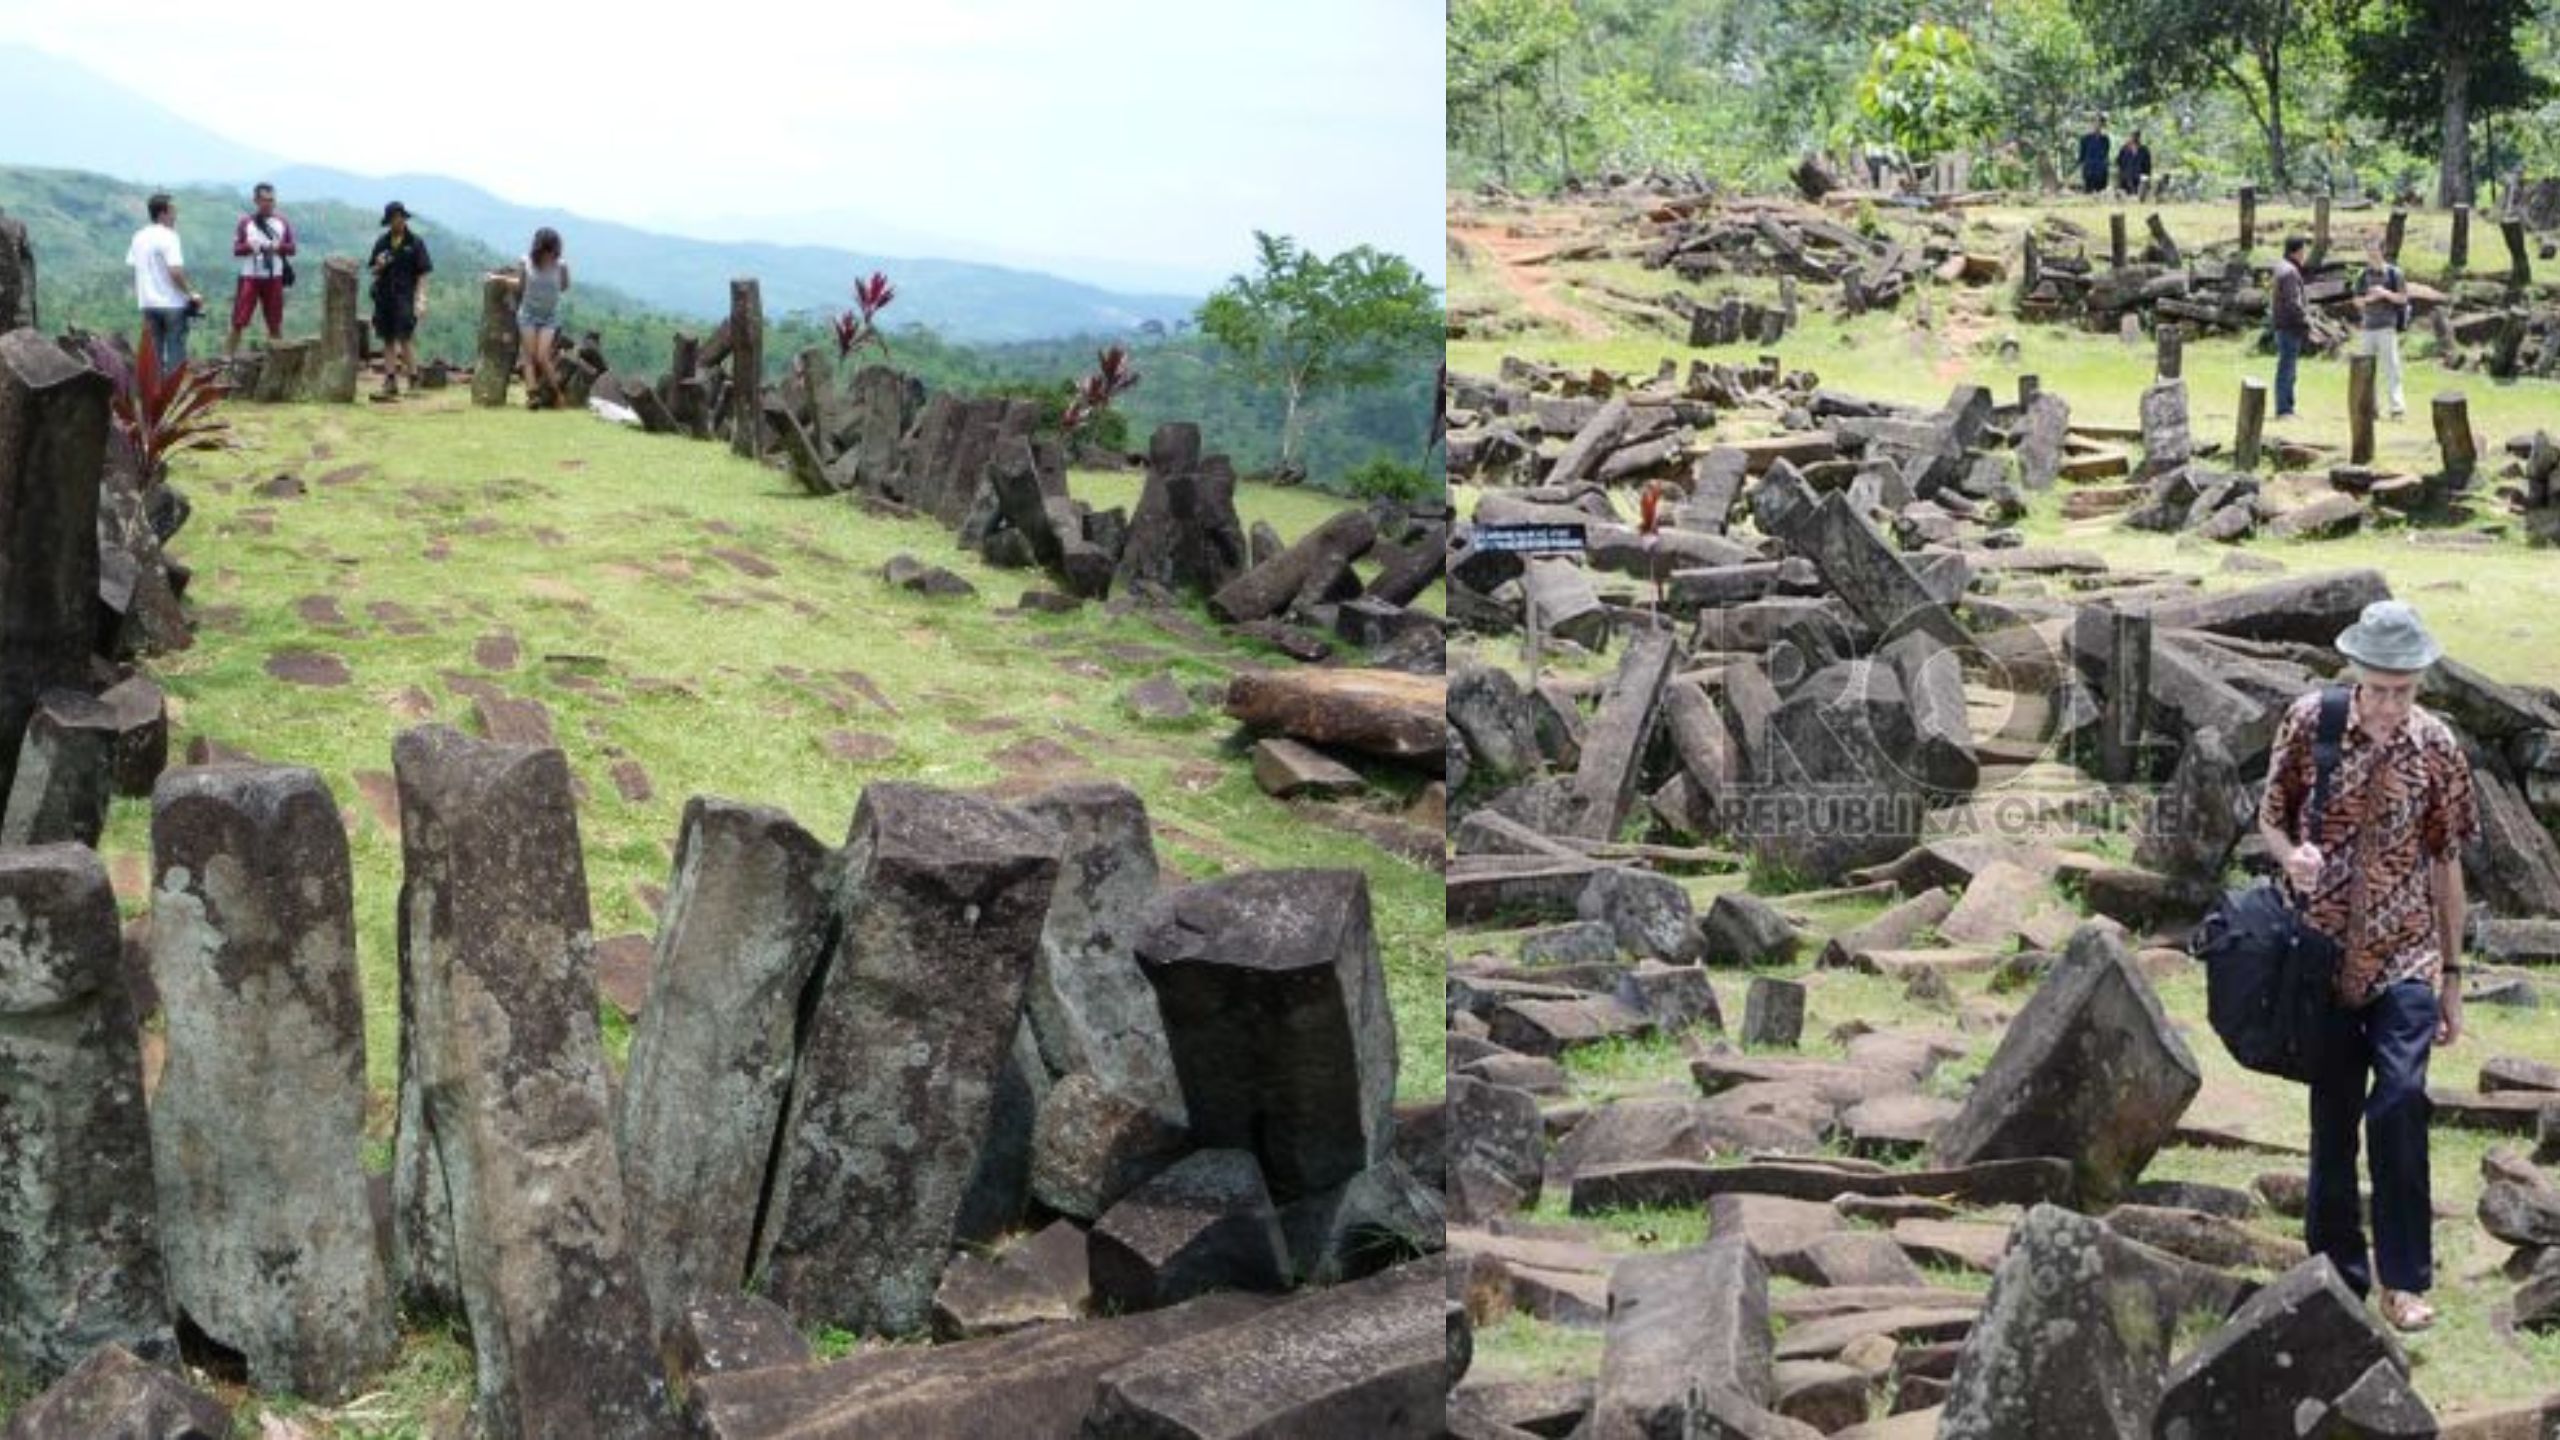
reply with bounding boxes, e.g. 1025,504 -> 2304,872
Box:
1340,457 -> 1438,503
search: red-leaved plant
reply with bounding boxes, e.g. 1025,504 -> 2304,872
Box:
85,332 -> 232,480
833,272 -> 897,361
1062,344 -> 1140,435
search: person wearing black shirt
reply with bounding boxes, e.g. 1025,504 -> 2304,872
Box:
368,201 -> 435,399
2078,115 -> 2111,195
2115,132 -> 2153,198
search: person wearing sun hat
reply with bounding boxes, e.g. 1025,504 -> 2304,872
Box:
2255,598 -> 2479,1334
367,201 -> 433,399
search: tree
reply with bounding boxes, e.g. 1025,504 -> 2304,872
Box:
1980,0 -> 2110,190
2074,0 -> 2359,186
2343,0 -> 2548,206
1196,233 -> 1442,474
1854,22 -> 1995,165
1448,0 -> 1579,187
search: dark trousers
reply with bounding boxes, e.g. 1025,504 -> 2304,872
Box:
2306,978 -> 2438,1296
2082,168 -> 2107,194
142,306 -> 190,374
2274,329 -> 2304,416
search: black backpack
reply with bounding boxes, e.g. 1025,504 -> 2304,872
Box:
2195,686 -> 2350,1083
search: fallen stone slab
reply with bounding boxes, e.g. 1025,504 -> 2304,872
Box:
1135,869 -> 1397,1201
1929,924 -> 2200,1207
1890,1219 -> 2013,1275
388,726 -> 670,1434
2136,568 -> 2392,650
1224,667 -> 1443,765
2428,1087 -> 2557,1134
1691,1052 -> 1922,1106
0,845 -> 174,1384
1490,994 -> 1655,1057
666,1293 -> 812,1382
1448,856 -> 1602,926
615,798 -> 832,1331
1819,887 -> 1956,968
1083,1261 -> 1442,1439
1576,866 -> 1694,961
757,783 -> 1059,1336
1770,1306 -> 1977,1363
2102,1204 -> 2303,1273
1794,491 -> 1971,652
147,765 -> 395,1400
1701,891 -> 1801,967
0,1343 -> 230,1439
931,1219 -> 1092,1341
1088,1149 -> 1289,1312
1570,1157 -> 2075,1214
1564,626 -> 1678,840
1587,1237 -> 1814,1440
688,1291 -> 1269,1440
1840,1094 -> 1962,1161
2152,1256 -> 2413,1439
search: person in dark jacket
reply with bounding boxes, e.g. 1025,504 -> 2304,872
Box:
2078,115 -> 2111,194
2115,132 -> 2153,197
2271,235 -> 2312,418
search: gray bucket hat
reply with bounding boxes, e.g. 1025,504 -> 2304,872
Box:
2336,599 -> 2442,672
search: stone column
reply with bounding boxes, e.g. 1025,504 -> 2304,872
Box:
754,783 -> 1061,1336
389,724 -> 671,1436
149,764 -> 395,1400
728,278 -> 764,458
471,271 -> 519,407
0,845 -> 174,1384
311,256 -> 361,402
0,330 -> 108,806
614,797 -> 831,1333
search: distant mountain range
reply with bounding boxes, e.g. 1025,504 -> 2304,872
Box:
0,43 -> 1202,343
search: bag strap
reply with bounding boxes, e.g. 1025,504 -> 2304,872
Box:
2308,683 -> 2350,844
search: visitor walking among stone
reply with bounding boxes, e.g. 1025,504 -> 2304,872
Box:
2077,114 -> 2111,195
367,201 -> 433,400
126,193 -> 204,373
2357,236 -> 2410,419
2271,236 -> 2312,419
226,182 -> 296,358
2114,130 -> 2152,197
2255,601 -> 2479,1334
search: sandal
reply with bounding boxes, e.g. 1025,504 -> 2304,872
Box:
2379,1289 -> 2436,1332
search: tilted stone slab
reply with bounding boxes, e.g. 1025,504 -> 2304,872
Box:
1088,1148 -> 1290,1312
1225,667 -> 1443,765
1134,869 -> 1397,1202
1929,924 -> 2200,1207
148,765 -> 394,1400
2136,568 -> 2393,650
0,844 -> 173,1385
1794,491 -> 1971,653
1565,626 -> 1678,840
2152,1255 -> 2409,1439
1083,1261 -> 1443,1440
0,689 -> 115,847
0,330 -> 109,807
614,797 -> 831,1331
1017,782 -> 1182,1123
1588,1237 -> 1816,1440
756,783 -> 1061,1336
389,725 -> 670,1435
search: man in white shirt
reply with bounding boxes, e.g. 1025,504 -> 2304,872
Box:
126,193 -> 204,373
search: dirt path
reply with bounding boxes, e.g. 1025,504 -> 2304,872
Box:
1449,223 -> 1615,341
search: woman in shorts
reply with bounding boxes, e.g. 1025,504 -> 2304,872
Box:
502,227 -> 571,408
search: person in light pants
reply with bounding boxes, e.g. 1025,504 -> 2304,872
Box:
2358,236 -> 2409,419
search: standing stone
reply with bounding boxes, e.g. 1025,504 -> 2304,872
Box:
843,364 -> 916,494
1448,664 -> 1541,782
0,845 -> 173,1384
1749,660 -> 1927,883
0,330 -> 110,808
1930,924 -> 2200,1206
2016,391 -> 2070,491
98,674 -> 169,798
0,689 -> 116,847
0,214 -> 34,330
954,1017 -> 1052,1247
755,784 -> 1061,1336
470,270 -> 520,408
389,725 -> 670,1436
1017,782 -> 1183,1123
1940,1204 -> 2207,1440
2140,380 -> 2192,476
1742,977 -> 1807,1048
1135,869 -> 1397,1202
728,279 -> 765,458
148,764 -> 394,1400
311,256 -> 360,402
1114,423 -> 1249,601
615,798 -> 831,1331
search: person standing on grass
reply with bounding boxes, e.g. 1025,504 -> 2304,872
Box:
227,182 -> 296,358
2255,601 -> 2478,1335
126,193 -> 204,373
2272,235 -> 2312,419
2357,235 -> 2411,420
2078,114 -> 2111,195
491,227 -> 571,409
368,201 -> 433,399
2115,131 -> 2153,198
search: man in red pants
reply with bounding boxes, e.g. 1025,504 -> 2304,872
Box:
227,182 -> 297,359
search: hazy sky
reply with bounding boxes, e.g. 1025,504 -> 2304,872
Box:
0,0 -> 1443,293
